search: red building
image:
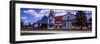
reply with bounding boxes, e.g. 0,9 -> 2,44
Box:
55,16 -> 63,29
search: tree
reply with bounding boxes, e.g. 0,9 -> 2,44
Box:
28,23 -> 31,27
88,17 -> 92,29
21,21 -> 24,27
76,11 -> 87,30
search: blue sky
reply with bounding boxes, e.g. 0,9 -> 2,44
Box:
20,8 -> 92,25
21,8 -> 42,25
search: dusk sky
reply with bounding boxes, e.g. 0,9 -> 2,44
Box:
20,8 -> 92,25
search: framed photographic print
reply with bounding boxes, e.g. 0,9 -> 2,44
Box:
10,1 -> 97,43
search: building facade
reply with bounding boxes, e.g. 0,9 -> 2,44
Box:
62,12 -> 76,29
55,16 -> 63,29
48,10 -> 55,29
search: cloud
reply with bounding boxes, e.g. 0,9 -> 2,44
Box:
24,20 -> 29,23
85,11 -> 92,13
66,10 -> 77,15
39,9 -> 50,16
23,9 -> 78,17
55,12 -> 67,16
39,9 -> 50,14
53,9 -> 66,13
53,10 -> 67,16
23,9 -> 50,18
23,20 -> 30,25
21,16 -> 27,20
24,9 -> 36,15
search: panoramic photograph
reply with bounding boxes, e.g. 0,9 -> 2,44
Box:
20,8 -> 92,35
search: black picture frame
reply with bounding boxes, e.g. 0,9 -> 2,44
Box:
10,1 -> 97,43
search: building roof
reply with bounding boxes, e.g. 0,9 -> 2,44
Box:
41,15 -> 48,23
48,10 -> 55,18
63,12 -> 76,20
34,15 -> 48,24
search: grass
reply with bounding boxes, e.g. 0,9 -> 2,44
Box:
21,29 -> 92,36
21,28 -> 92,31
